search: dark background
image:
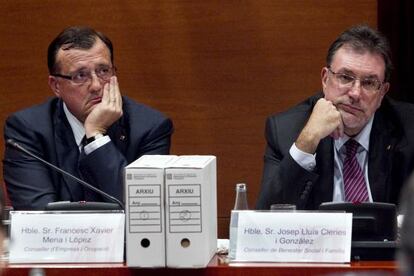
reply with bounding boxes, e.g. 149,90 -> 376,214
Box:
378,0 -> 414,103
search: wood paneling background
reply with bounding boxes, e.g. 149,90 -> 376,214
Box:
0,0 -> 376,238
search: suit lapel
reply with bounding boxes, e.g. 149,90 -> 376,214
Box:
107,109 -> 129,155
368,107 -> 399,202
314,136 -> 335,206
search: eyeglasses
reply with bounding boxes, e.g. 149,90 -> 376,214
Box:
51,65 -> 116,85
328,67 -> 384,93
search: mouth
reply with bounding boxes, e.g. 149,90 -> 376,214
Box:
337,103 -> 363,115
90,97 -> 102,105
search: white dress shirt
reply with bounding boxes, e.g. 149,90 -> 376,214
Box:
63,103 -> 110,154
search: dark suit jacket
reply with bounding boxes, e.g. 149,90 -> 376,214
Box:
3,96 -> 173,210
257,93 -> 414,210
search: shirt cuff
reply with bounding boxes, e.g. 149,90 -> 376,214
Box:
84,135 -> 111,155
289,143 -> 316,171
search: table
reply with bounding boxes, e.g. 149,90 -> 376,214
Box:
3,255 -> 399,276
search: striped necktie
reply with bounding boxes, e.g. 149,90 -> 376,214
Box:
343,139 -> 369,203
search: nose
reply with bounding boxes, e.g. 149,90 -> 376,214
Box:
348,79 -> 363,99
88,72 -> 104,92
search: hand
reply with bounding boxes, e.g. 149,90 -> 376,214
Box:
84,76 -> 123,137
295,98 -> 343,153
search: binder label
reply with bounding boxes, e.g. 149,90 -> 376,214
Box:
168,184 -> 202,233
128,184 -> 162,233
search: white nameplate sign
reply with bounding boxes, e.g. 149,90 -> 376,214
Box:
9,211 -> 125,263
231,211 -> 352,263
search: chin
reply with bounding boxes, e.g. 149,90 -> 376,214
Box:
343,121 -> 366,135
342,112 -> 366,126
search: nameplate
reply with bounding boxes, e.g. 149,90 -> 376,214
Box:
230,211 -> 352,263
9,211 -> 125,263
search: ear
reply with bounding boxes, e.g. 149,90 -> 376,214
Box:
375,82 -> 390,109
48,76 -> 61,97
381,82 -> 390,95
321,67 -> 329,93
378,82 -> 390,101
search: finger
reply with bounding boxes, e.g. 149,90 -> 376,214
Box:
106,77 -> 114,104
109,76 -> 115,99
102,81 -> 111,104
329,108 -> 343,140
337,116 -> 344,138
336,108 -> 344,137
110,76 -> 122,108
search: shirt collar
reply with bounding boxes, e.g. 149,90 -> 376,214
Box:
63,103 -> 85,147
334,115 -> 374,152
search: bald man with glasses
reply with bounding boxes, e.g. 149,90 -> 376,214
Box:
3,26 -> 173,210
257,25 -> 414,210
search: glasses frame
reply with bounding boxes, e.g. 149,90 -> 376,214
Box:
51,66 -> 117,85
327,67 -> 384,93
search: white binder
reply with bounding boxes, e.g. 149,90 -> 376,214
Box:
124,155 -> 178,267
165,155 -> 217,267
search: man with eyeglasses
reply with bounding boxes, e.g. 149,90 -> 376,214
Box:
3,26 -> 173,210
257,25 -> 414,210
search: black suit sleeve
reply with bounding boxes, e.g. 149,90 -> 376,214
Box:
3,115 -> 58,210
136,117 -> 173,155
256,116 -> 319,210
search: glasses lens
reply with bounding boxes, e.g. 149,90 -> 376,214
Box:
96,66 -> 114,81
331,69 -> 381,93
336,73 -> 354,85
72,70 -> 91,84
68,66 -> 114,84
361,79 -> 380,91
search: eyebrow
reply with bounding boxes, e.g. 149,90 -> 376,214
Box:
68,66 -> 88,74
69,64 -> 111,73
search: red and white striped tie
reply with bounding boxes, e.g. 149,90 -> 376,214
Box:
343,139 -> 369,203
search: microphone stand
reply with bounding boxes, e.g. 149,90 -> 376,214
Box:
6,139 -> 125,210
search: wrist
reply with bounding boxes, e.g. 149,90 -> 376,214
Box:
85,129 -> 106,138
84,123 -> 107,138
296,129 -> 320,154
85,133 -> 105,145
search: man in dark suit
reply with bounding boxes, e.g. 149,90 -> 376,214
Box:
257,25 -> 414,210
3,26 -> 173,210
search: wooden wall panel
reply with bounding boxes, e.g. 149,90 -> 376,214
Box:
0,0 -> 376,238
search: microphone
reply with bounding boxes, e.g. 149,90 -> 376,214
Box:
6,138 -> 125,210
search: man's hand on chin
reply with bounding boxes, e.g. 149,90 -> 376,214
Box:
84,76 -> 123,137
296,98 -> 344,154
